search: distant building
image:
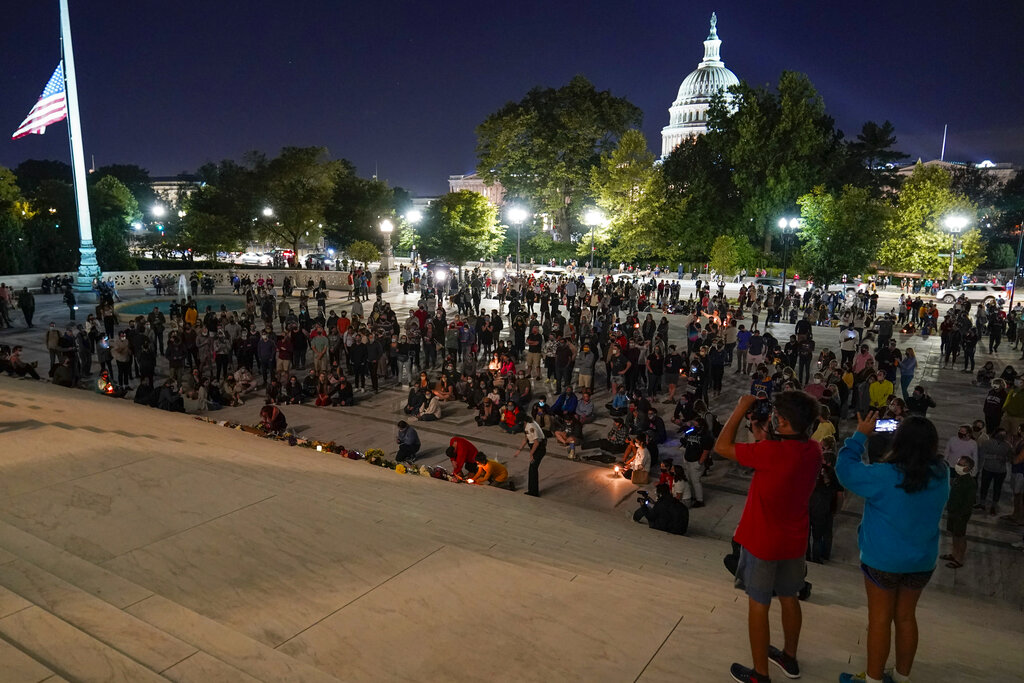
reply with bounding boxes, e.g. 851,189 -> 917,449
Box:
896,159 -> 1018,186
150,175 -> 202,202
661,13 -> 740,159
448,172 -> 505,206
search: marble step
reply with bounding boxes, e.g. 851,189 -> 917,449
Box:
0,622 -> 61,683
0,521 -> 341,683
0,559 -> 267,683
0,604 -> 170,682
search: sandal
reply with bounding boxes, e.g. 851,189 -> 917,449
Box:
945,560 -> 964,569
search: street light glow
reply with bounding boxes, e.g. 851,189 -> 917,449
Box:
406,209 -> 423,224
152,204 -> 166,218
262,206 -> 274,217
380,218 -> 394,234
944,215 -> 969,233
584,208 -> 605,226
508,206 -> 528,224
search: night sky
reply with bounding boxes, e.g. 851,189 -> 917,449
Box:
2,1 -> 1022,197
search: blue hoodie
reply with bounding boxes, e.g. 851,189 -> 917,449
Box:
836,431 -> 949,574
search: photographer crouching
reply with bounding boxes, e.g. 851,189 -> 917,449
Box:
633,483 -> 688,535
714,390 -> 823,683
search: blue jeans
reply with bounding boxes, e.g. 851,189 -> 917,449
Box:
900,374 -> 914,400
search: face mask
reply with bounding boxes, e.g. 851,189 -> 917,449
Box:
954,464 -> 969,476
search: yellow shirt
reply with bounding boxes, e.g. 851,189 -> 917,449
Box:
868,380 -> 894,408
811,421 -> 836,443
474,459 -> 508,483
184,307 -> 198,326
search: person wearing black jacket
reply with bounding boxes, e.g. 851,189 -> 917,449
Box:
905,385 -> 937,418
634,483 -> 689,535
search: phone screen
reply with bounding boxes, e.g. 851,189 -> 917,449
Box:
875,418 -> 898,433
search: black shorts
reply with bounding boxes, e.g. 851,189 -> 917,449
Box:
861,563 -> 933,591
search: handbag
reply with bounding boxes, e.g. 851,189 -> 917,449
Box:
631,469 -> 649,485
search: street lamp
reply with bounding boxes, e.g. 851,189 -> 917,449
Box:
152,204 -> 166,218
584,208 -> 605,271
943,215 -> 969,284
405,210 -> 423,262
507,206 -> 529,273
380,218 -> 394,272
262,206 -> 274,218
778,217 -> 800,292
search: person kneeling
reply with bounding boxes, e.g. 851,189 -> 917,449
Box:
469,453 -> 516,490
618,434 -> 651,484
633,483 -> 688,535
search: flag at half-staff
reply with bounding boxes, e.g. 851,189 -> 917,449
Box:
12,63 -> 68,139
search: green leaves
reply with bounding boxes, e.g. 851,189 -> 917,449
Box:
418,191 -> 504,265
476,75 -> 641,242
876,163 -> 982,277
797,185 -> 890,287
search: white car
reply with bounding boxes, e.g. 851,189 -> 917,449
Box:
235,252 -> 272,266
936,283 -> 1005,304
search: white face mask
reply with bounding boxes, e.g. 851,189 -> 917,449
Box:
954,464 -> 969,476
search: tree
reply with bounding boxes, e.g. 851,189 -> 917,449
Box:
23,179 -> 79,272
709,72 -> 847,252
255,147 -> 342,258
476,75 -> 642,242
845,120 -> 909,196
93,164 -> 158,211
89,175 -> 139,271
0,167 -> 30,274
796,185 -> 891,287
418,191 -> 504,266
347,240 -> 380,267
589,130 -> 665,261
876,163 -> 983,278
323,169 -> 399,249
987,242 -> 1015,269
709,235 -> 738,276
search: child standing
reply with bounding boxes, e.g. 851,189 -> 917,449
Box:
941,456 -> 976,569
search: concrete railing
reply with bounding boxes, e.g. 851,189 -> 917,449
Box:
0,268 -> 392,293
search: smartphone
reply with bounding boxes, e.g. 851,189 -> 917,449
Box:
875,418 -> 898,433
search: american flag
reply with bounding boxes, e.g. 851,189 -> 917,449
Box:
12,63 -> 67,140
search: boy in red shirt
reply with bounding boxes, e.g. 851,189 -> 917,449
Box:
715,391 -> 823,683
447,436 -> 479,477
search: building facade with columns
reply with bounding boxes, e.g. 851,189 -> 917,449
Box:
661,13 -> 740,159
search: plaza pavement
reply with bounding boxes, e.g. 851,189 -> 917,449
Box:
0,279 -> 1021,680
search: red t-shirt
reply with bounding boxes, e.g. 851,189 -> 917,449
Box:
734,438 -> 823,561
449,437 -> 478,474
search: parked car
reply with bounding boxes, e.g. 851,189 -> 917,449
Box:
235,252 -> 272,266
936,283 -> 1005,304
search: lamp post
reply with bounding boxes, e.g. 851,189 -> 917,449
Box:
405,209 -> 423,263
584,208 -> 605,272
507,207 -> 528,273
380,218 -> 394,272
943,215 -> 969,285
777,217 -> 800,292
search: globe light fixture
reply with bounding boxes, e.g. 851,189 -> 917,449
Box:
152,204 -> 166,218
507,206 -> 529,272
406,209 -> 423,224
262,206 -> 274,218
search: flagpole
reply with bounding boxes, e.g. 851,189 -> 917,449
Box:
59,0 -> 101,296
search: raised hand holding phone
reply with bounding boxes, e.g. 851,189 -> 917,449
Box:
856,411 -> 878,435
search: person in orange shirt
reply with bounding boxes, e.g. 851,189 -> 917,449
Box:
337,311 -> 351,336
469,453 -> 515,490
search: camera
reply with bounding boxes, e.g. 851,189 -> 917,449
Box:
752,398 -> 772,421
637,490 -> 652,506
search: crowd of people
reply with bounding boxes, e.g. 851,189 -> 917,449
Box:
2,265 -> 1023,683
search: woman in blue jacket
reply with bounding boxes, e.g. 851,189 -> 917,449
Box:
835,412 -> 949,683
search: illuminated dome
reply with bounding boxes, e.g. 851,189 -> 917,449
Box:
661,13 -> 740,158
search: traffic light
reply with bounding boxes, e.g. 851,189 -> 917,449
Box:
156,223 -> 165,232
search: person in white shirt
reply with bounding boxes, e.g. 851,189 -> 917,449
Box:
944,425 -> 978,469
516,415 -> 547,497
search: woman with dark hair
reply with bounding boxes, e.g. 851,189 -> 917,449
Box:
835,413 -> 950,683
